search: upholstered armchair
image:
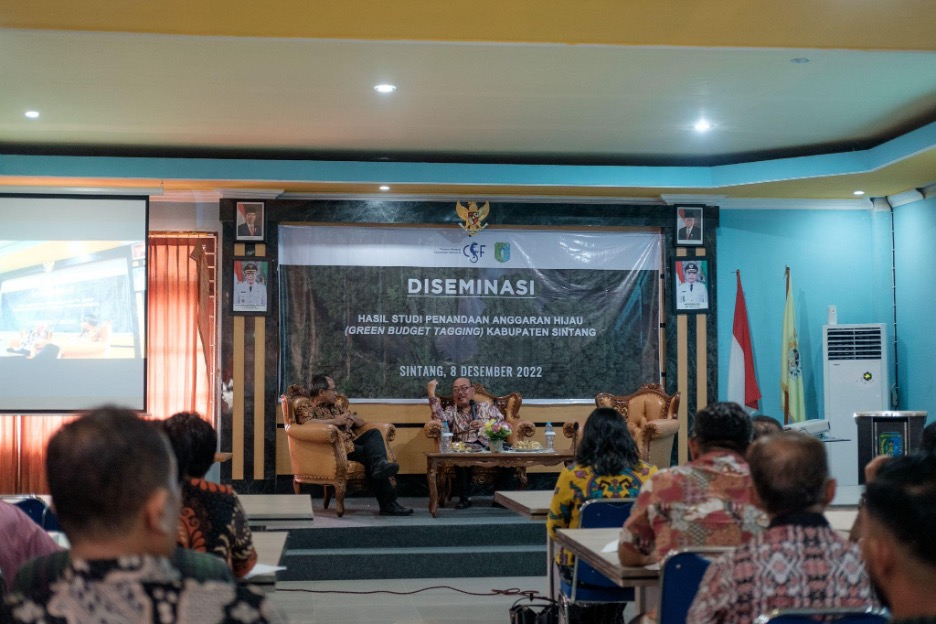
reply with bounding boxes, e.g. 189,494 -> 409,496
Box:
281,393 -> 397,517
562,383 -> 680,468
423,384 -> 535,500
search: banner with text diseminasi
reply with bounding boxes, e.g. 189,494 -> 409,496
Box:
279,225 -> 661,402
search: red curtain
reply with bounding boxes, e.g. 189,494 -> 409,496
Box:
0,234 -> 215,494
147,235 -> 214,421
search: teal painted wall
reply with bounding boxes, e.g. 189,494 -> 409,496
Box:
716,208 -> 894,421
894,196 -> 936,424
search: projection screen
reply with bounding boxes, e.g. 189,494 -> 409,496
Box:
0,195 -> 148,412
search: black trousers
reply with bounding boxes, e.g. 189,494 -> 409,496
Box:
454,466 -> 514,500
347,429 -> 396,508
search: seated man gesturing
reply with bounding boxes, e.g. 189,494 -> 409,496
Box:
427,377 -> 507,509
294,374 -> 412,516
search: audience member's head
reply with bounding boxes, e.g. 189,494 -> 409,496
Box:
163,412 -> 217,481
922,421 -> 936,455
747,431 -> 832,516
751,415 -> 783,441
46,406 -> 179,556
576,407 -> 640,475
690,401 -> 753,456
861,454 -> 936,617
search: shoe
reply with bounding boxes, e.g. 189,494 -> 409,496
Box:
455,498 -> 472,509
371,459 -> 400,480
379,501 -> 414,516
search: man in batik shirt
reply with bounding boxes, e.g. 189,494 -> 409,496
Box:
2,407 -> 279,624
427,377 -> 507,509
290,374 -> 412,516
687,432 -> 877,624
619,401 -> 765,566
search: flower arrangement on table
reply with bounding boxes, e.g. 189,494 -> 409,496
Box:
481,418 -> 511,451
482,419 -> 512,443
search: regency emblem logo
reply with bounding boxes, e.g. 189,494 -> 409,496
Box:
494,242 -> 511,263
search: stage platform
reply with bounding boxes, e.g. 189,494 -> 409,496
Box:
266,494 -> 548,582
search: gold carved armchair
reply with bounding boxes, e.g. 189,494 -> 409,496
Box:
562,383 -> 680,469
281,393 -> 397,517
423,384 -> 535,500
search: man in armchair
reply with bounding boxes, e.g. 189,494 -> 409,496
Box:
427,377 -> 506,509
294,374 -> 413,516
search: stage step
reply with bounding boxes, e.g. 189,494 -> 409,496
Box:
279,521 -> 547,581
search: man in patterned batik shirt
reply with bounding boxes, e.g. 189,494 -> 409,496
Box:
427,377 -> 507,509
619,401 -> 765,566
2,407 -> 279,624
686,432 -> 877,624
292,375 -> 413,516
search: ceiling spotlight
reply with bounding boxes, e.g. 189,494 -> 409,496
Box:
25,111 -> 40,119
379,185 -> 390,191
693,119 -> 712,132
374,84 -> 397,94
853,190 -> 865,196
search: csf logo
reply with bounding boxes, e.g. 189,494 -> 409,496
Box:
463,242 -> 485,263
495,242 -> 510,263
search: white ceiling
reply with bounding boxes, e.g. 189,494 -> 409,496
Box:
2,3 -> 936,202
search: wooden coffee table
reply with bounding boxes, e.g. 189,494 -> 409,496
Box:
426,449 -> 572,517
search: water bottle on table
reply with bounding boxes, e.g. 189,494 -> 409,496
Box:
544,422 -> 555,451
441,420 -> 453,453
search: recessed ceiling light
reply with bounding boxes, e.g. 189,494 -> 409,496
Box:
693,119 -> 712,132
25,111 -> 40,119
379,185 -> 390,191
791,57 -> 811,64
374,84 -> 397,93
853,190 -> 865,196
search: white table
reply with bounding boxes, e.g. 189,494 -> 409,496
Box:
554,527 -> 659,612
493,489 -> 553,520
240,494 -> 313,521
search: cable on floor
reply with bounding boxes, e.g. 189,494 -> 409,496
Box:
275,585 -> 549,601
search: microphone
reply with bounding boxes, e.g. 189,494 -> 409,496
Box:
469,399 -> 477,420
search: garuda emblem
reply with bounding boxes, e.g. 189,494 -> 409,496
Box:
456,201 -> 490,236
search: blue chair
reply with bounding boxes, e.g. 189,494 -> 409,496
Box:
753,608 -> 889,624
558,498 -> 636,619
6,495 -> 61,532
657,546 -> 733,624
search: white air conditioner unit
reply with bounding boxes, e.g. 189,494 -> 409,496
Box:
823,323 -> 889,486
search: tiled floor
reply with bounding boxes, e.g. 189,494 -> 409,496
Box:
269,575 -> 550,624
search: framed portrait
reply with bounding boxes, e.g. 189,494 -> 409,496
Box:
235,201 -> 265,242
232,258 -> 270,314
673,258 -> 710,313
675,206 -> 703,246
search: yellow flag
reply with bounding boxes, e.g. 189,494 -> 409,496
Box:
781,269 -> 806,423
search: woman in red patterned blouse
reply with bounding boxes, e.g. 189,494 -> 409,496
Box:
163,412 -> 258,579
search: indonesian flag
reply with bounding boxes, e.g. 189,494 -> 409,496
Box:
728,272 -> 761,411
